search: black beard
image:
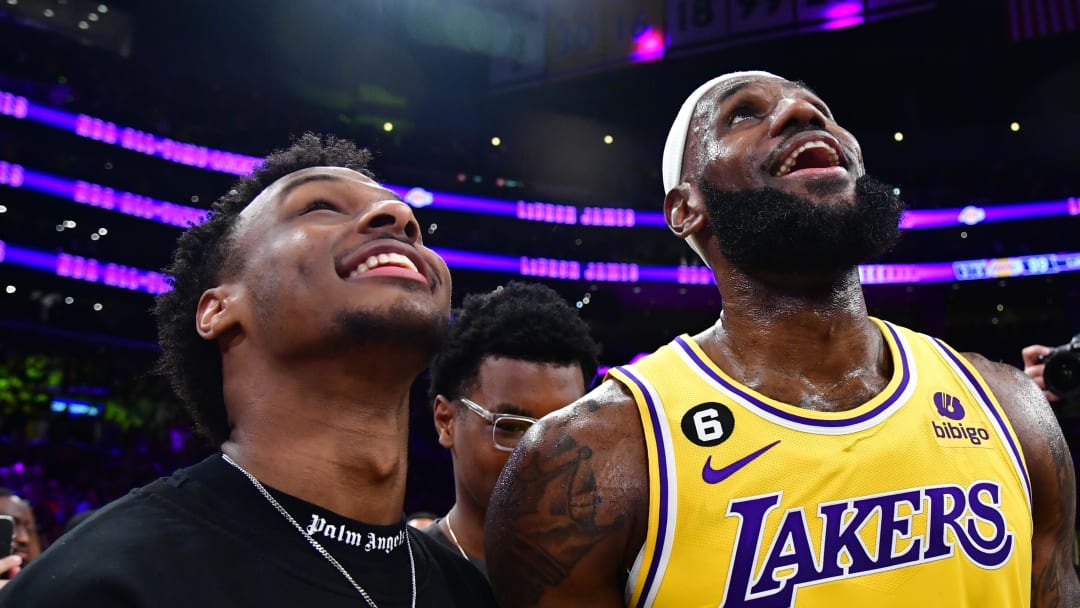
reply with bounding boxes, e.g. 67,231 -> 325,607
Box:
701,174 -> 905,276
335,305 -> 449,360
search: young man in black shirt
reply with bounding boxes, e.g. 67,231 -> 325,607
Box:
0,134 -> 497,607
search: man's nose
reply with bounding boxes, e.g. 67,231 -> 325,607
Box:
768,97 -> 829,138
354,199 -> 421,243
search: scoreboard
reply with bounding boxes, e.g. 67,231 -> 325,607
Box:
490,0 -> 936,88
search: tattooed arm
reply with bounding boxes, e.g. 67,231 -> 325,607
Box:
485,380 -> 649,608
965,354 -> 1080,607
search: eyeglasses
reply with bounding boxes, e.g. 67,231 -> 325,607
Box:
457,397 -> 538,452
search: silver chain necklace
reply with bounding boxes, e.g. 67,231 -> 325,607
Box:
221,454 -> 416,608
442,510 -> 469,561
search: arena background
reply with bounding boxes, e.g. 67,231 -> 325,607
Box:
0,0 -> 1077,543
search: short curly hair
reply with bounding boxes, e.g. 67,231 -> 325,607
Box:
428,281 -> 601,402
153,133 -> 374,445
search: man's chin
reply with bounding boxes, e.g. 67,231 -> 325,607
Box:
335,306 -> 448,354
702,173 -> 904,278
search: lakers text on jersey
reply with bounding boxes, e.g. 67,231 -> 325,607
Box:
609,319 -> 1031,608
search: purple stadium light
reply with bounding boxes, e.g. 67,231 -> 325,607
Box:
596,352 -> 650,378
431,248 -> 520,274
3,238 -> 1080,290
0,92 -> 28,119
4,162 -> 208,227
820,1 -> 866,30
71,114 -> 260,175
0,161 -> 24,187
0,242 -> 172,294
26,104 -> 79,131
54,251 -> 173,293
2,88 -> 1079,229
825,1 -> 864,18
630,26 -> 666,63
4,162 -> 1080,287
5,154 -> 1078,235
0,241 -> 56,269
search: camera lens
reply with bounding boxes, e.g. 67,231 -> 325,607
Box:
1045,350 -> 1080,399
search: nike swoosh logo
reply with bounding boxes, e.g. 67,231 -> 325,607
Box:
702,440 -> 781,484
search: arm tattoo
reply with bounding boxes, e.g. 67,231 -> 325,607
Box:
1033,426 -> 1079,608
491,407 -> 626,604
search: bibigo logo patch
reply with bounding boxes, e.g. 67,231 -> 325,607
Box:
930,391 -> 992,448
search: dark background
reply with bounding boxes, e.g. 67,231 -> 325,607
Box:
0,0 -> 1076,536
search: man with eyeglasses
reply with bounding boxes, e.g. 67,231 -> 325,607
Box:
426,281 -> 601,576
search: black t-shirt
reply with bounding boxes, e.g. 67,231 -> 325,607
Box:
423,518 -> 487,577
0,455 -> 497,607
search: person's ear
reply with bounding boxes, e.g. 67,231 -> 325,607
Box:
433,395 -> 457,449
195,285 -> 244,341
664,182 -> 708,240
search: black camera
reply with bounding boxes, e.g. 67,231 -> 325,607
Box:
1039,337 -> 1080,400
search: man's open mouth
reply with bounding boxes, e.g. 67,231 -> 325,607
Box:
771,136 -> 845,177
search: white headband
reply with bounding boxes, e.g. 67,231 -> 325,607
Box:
661,71 -> 783,193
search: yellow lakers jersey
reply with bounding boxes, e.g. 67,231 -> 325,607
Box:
608,318 -> 1031,608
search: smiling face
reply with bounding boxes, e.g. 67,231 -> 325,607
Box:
221,166 -> 452,357
673,75 -> 903,277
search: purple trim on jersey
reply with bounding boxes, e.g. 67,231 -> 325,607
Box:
614,365 -> 669,608
673,322 -> 911,429
932,339 -> 1033,503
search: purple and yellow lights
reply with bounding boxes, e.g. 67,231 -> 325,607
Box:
403,187 -> 433,208
3,89 -> 1079,230
72,180 -> 207,227
0,92 -> 28,119
74,114 -> 260,175
2,160 -> 1080,289
3,85 -> 1080,293
0,241 -> 172,294
585,262 -> 640,282
896,198 -> 1080,229
518,256 -> 641,283
675,265 -> 716,285
0,89 -> 259,174
513,202 -> 642,227
55,252 -> 172,294
581,207 -> 637,227
630,26 -> 666,62
951,254 -> 1080,281
4,237 -> 1079,293
520,257 -> 582,280
820,1 -> 866,30
13,159 -> 1076,233
3,163 -> 206,227
517,201 -> 578,225
0,161 -> 24,187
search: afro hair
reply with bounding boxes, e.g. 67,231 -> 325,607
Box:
428,281 -> 601,402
